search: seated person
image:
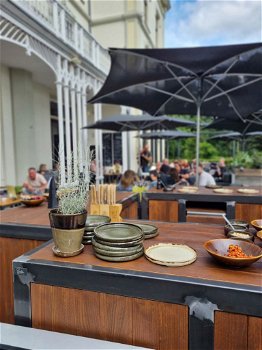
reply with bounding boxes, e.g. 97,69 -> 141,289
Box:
23,167 -> 47,195
116,170 -> 139,192
195,163 -> 216,187
112,160 -> 122,175
148,170 -> 158,189
38,163 -> 52,183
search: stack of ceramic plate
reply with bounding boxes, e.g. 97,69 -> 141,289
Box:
145,243 -> 197,266
82,215 -> 111,245
134,223 -> 159,239
92,223 -> 144,262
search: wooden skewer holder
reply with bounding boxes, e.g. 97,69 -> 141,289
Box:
89,203 -> 123,222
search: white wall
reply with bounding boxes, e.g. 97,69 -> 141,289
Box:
9,69 -> 52,185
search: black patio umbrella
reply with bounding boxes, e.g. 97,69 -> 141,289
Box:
138,130 -> 196,158
209,131 -> 262,153
88,43 -> 262,182
82,114 -> 195,132
138,130 -> 196,140
83,114 -> 195,172
205,114 -> 262,134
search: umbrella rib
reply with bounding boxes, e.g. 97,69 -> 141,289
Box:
165,64 -> 198,103
204,76 -> 262,102
144,84 -> 195,103
202,58 -> 239,100
203,45 -> 262,77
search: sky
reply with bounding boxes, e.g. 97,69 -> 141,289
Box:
165,0 -> 262,48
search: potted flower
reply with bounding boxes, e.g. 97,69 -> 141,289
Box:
49,155 -> 91,257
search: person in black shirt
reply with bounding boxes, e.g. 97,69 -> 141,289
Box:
140,144 -> 152,172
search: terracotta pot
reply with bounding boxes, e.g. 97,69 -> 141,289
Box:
49,209 -> 87,229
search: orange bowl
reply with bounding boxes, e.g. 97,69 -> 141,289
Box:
204,239 -> 262,267
21,195 -> 45,207
251,219 -> 262,231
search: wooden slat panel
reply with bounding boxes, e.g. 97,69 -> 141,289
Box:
235,203 -> 262,222
159,302 -> 188,350
121,201 -> 138,219
132,298 -> 160,349
214,311 -> 248,350
0,237 -> 41,324
100,293 -> 133,344
31,284 -> 188,350
248,316 -> 262,350
149,200 -> 179,222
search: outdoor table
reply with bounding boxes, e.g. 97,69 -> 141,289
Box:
141,186 -> 262,224
0,192 -> 138,324
12,221 -> 261,350
0,197 -> 21,210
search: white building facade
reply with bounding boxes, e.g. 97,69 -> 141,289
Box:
0,0 -> 170,187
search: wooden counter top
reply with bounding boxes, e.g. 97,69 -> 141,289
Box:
0,192 -> 138,226
29,222 -> 261,288
144,186 -> 262,203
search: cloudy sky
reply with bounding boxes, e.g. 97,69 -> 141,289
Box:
165,0 -> 262,47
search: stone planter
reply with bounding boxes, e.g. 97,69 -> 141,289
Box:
49,209 -> 87,257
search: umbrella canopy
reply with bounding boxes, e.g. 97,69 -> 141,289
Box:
138,130 -> 196,140
209,131 -> 262,140
205,115 -> 262,134
88,43 -> 262,182
82,114 -> 195,132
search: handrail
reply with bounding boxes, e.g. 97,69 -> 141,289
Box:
8,0 -> 110,74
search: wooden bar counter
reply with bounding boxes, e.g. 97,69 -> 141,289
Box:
0,192 -> 138,324
13,222 -> 261,350
141,186 -> 262,224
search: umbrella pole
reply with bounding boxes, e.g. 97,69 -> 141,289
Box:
196,102 -> 201,185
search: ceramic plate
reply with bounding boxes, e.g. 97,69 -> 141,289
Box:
144,231 -> 159,239
205,184 -> 223,189
93,236 -> 144,247
52,244 -> 84,257
134,223 -> 158,235
93,245 -> 143,257
94,223 -> 143,242
92,237 -> 143,252
145,243 -> 197,266
257,231 -> 262,240
237,188 -> 259,194
95,250 -> 144,262
213,188 -> 233,194
85,215 -> 111,231
177,186 -> 198,193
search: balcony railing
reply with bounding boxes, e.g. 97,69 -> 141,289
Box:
9,0 -> 110,74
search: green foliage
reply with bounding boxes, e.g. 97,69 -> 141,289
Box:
250,149 -> 262,168
232,152 -> 253,168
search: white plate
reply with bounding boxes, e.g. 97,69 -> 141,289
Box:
213,188 -> 233,194
177,186 -> 198,193
145,243 -> 197,266
237,188 -> 259,194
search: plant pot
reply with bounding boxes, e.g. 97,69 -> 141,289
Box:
49,209 -> 87,229
49,209 -> 87,256
52,227 -> 85,256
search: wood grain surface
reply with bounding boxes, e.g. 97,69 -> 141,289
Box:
149,200 -> 179,222
0,192 -> 138,225
29,222 -> 262,287
31,284 -> 188,350
235,203 -> 262,222
0,237 -> 42,324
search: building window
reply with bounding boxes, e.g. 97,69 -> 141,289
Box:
102,133 -> 122,166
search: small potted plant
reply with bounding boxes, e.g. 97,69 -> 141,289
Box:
49,154 -> 92,257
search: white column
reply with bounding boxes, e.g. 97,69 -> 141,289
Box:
63,63 -> 72,183
97,103 -> 103,183
56,79 -> 65,186
70,81 -> 78,181
81,83 -> 89,178
76,83 -> 83,172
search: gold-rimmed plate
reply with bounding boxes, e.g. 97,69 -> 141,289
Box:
145,243 -> 197,266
